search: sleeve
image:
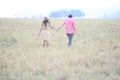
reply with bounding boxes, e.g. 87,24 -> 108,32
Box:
72,20 -> 75,28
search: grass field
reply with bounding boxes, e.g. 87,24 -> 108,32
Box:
0,18 -> 120,80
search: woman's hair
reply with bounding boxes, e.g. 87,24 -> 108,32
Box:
68,14 -> 73,18
42,17 -> 49,27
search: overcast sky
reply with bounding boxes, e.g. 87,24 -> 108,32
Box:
0,0 -> 120,18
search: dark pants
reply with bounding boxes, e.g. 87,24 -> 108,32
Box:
66,33 -> 73,46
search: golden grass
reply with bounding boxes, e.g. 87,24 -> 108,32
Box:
0,18 -> 120,80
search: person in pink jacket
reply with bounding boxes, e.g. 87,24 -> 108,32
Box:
57,14 -> 75,46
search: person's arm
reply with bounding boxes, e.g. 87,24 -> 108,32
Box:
57,21 -> 65,30
39,24 -> 43,36
50,25 -> 57,31
49,22 -> 57,31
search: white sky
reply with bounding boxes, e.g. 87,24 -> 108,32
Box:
0,0 -> 120,18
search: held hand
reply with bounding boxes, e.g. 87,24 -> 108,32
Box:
57,26 -> 62,30
57,27 -> 60,30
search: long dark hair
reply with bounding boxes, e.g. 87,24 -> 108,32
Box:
42,17 -> 49,27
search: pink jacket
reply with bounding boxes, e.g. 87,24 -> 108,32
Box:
61,18 -> 75,34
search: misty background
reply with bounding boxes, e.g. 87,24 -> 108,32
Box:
0,0 -> 120,19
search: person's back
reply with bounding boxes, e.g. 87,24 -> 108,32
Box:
42,18 -> 50,30
39,17 -> 57,47
57,14 -> 75,46
64,18 -> 75,34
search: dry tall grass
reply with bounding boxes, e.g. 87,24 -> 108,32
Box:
0,18 -> 120,80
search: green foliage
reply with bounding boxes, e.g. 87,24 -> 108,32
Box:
49,9 -> 85,18
0,36 -> 17,47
